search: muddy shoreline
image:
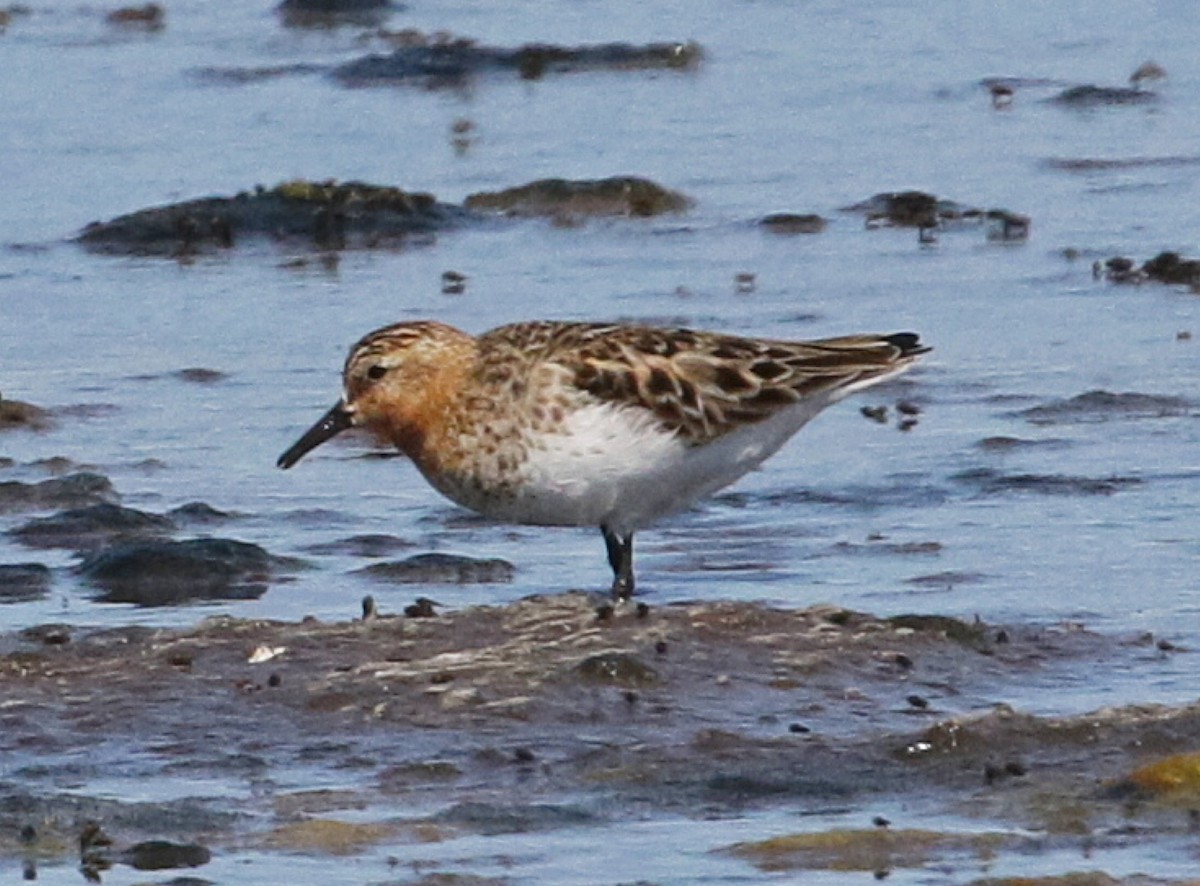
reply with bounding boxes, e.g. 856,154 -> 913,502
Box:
3,591 -> 1196,880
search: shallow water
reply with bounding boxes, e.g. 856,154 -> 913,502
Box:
3,0 -> 1200,881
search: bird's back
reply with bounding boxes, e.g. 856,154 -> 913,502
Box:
477,321 -> 928,446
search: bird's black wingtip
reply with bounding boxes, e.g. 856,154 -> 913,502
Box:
886,332 -> 931,357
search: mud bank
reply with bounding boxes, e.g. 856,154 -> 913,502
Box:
2,592 -> 1196,880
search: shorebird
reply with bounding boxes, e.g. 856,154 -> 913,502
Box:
278,321 -> 929,599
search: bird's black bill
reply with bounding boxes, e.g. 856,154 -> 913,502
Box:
277,402 -> 353,469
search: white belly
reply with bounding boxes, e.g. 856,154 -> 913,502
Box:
471,397 -> 834,532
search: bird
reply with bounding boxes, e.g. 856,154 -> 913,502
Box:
278,320 -> 929,600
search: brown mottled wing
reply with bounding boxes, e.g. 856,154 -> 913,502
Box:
530,324 -> 929,445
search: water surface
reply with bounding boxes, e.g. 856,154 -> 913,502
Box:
3,0 -> 1200,881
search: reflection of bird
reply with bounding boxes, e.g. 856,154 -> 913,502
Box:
279,321 -> 929,599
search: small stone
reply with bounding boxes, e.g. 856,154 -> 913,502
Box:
573,651 -> 659,687
404,597 -> 438,618
167,651 -> 194,669
20,624 -> 71,645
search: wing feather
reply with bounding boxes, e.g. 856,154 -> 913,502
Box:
477,322 -> 929,445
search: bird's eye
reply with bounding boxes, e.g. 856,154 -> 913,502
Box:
366,364 -> 388,381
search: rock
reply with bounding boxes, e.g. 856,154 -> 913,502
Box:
78,538 -> 276,605
168,501 -> 236,525
1143,251 -> 1200,286
759,212 -> 827,234
0,473 -> 117,514
280,0 -> 388,9
434,801 -> 595,835
173,367 -> 228,384
465,176 -> 692,218
277,0 -> 392,29
105,3 -> 164,30
572,651 -> 659,687
0,395 -> 53,431
121,839 -> 211,870
78,180 -> 470,257
20,623 -> 71,645
354,552 -> 515,584
1094,251 -> 1200,287
952,467 -> 1142,497
303,533 -> 414,557
850,190 -> 941,227
887,614 -> 989,650
1019,390 -> 1194,424
0,563 -> 52,602
11,503 -> 174,551
843,191 -> 1030,241
333,38 -> 701,87
1050,84 -> 1156,106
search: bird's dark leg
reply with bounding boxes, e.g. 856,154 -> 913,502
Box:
601,526 -> 635,601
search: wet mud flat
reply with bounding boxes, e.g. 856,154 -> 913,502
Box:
2,592 -> 1198,882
